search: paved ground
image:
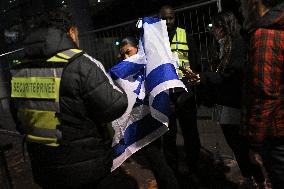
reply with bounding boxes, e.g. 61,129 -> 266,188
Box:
121,106 -> 242,189
0,106 -> 243,189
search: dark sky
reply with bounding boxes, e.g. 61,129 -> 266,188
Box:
91,0 -> 241,28
0,0 -> 241,51
93,0 -> 230,28
0,0 -> 241,30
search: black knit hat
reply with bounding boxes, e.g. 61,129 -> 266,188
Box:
31,8 -> 76,32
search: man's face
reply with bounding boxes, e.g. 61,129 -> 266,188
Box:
160,8 -> 175,31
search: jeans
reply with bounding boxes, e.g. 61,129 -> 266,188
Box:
221,124 -> 265,183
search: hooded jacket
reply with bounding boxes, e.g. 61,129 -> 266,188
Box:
241,2 -> 284,149
15,27 -> 128,188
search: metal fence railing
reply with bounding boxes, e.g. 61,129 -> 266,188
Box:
0,0 -> 222,130
0,0 -> 221,78
80,0 -> 221,71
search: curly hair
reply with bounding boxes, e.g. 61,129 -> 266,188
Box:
211,11 -> 240,72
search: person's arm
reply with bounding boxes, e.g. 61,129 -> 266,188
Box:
183,36 -> 246,107
199,36 -> 246,87
82,57 -> 128,123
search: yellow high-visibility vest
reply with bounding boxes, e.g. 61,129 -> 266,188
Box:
170,27 -> 190,79
10,49 -> 82,147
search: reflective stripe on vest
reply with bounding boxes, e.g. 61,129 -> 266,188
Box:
10,49 -> 82,147
170,27 -> 190,79
11,77 -> 61,100
17,108 -> 61,147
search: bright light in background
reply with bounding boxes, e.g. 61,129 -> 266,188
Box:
136,18 -> 142,29
98,0 -> 101,2
208,23 -> 213,28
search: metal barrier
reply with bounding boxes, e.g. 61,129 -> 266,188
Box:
0,0 -> 221,72
80,0 -> 221,71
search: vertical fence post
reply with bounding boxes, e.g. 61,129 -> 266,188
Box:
217,0 -> 222,12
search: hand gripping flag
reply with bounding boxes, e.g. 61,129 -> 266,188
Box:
109,17 -> 185,171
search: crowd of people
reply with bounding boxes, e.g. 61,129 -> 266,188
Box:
7,0 -> 284,189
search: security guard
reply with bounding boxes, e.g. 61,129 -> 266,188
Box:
11,47 -> 82,147
170,26 -> 191,79
10,9 -> 137,189
159,5 -> 201,184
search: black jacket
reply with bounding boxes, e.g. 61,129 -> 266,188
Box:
198,36 -> 247,108
17,27 -> 128,188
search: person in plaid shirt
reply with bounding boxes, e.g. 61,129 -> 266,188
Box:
240,0 -> 284,188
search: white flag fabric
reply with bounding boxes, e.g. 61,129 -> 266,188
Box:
109,17 -> 185,171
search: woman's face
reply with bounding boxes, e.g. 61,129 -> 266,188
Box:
120,44 -> 138,60
211,25 -> 225,41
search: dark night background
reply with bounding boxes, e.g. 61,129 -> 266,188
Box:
0,0 -> 241,52
0,0 -> 242,99
0,2 -> 246,188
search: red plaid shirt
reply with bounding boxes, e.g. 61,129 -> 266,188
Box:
242,25 -> 284,148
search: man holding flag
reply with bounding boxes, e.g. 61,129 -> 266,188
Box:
119,36 -> 181,189
109,16 -> 187,188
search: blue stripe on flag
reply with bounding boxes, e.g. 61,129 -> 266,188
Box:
133,72 -> 145,95
113,139 -> 126,157
113,114 -> 162,158
110,60 -> 145,80
152,91 -> 171,117
143,17 -> 160,25
146,63 -> 178,92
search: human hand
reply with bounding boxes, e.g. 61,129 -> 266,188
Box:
249,149 -> 263,165
179,67 -> 200,85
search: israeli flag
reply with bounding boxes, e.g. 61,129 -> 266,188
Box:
110,17 -> 185,171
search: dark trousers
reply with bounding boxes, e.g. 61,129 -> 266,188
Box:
163,93 -> 201,174
27,142 -> 138,189
139,139 -> 180,189
41,168 -> 139,189
221,124 -> 264,183
261,138 -> 284,189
